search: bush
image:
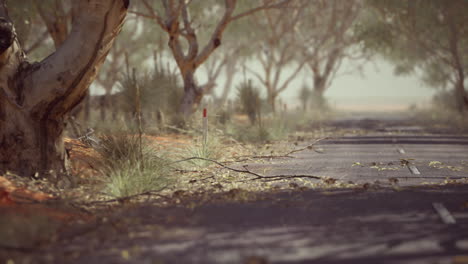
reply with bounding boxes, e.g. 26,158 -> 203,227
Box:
227,124 -> 270,143
183,135 -> 223,167
411,106 -> 468,133
432,88 -> 468,112
97,133 -> 142,167
103,156 -> 170,198
236,80 -> 262,125
117,65 -> 185,131
96,134 -> 172,198
265,114 -> 292,140
309,90 -> 330,111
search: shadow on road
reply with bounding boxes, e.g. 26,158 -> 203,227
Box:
45,185 -> 468,264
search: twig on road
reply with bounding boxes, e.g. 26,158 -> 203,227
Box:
222,137 -> 330,163
285,137 -> 329,156
173,157 -> 323,182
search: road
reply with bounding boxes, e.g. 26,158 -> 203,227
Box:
251,133 -> 468,187
8,117 -> 468,264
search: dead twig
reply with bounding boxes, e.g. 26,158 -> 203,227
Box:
285,137 -> 329,156
173,157 -> 323,182
225,137 -> 330,162
80,188 -> 169,206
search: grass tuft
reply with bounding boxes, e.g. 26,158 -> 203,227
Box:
96,133 -> 172,198
184,135 -> 223,167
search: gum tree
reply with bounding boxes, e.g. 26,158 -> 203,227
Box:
298,0 -> 364,102
246,2 -> 307,111
359,0 -> 468,112
133,0 -> 294,116
0,0 -> 129,178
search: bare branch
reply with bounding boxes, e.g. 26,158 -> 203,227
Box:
230,0 -> 293,21
140,0 -> 168,31
173,157 -> 323,182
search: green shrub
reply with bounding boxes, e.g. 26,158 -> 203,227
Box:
97,133 -> 142,167
216,108 -> 232,126
265,114 -> 292,140
96,134 -> 172,198
237,80 -> 261,125
412,106 -> 468,133
103,156 -> 170,198
432,88 -> 468,112
117,65 -> 185,131
227,125 -> 270,143
183,135 -> 223,167
309,90 -> 330,111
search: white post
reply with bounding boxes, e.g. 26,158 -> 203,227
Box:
202,108 -> 208,150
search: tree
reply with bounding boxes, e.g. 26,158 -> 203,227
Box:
132,0 -> 294,116
298,84 -> 311,111
298,0 -> 364,102
202,45 -> 242,106
33,0 -> 70,48
246,2 -> 306,111
359,0 -> 468,112
0,0 -> 129,178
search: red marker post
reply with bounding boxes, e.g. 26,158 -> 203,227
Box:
202,108 -> 208,149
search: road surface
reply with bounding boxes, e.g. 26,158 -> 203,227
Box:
6,117 -> 468,264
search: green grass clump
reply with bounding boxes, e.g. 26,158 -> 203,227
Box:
228,125 -> 271,143
184,135 -> 223,167
103,156 -> 170,198
96,134 -> 172,198
226,113 -> 294,143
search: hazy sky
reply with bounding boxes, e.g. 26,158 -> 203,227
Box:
93,55 -> 436,111
205,59 -> 436,111
295,60 -> 435,111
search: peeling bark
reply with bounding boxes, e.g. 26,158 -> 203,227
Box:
0,0 -> 128,178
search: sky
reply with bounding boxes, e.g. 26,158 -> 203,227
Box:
91,55 -> 437,112
205,59 -> 436,112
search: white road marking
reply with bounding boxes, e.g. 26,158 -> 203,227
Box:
432,203 -> 456,224
397,148 -> 406,154
408,165 -> 421,175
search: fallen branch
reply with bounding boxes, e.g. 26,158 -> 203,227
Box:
285,137 -> 329,156
231,137 -> 330,162
173,157 -> 323,182
80,188 -> 169,206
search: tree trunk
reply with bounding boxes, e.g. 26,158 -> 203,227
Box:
454,80 -> 468,113
0,0 -> 128,178
0,103 -> 67,177
218,58 -> 237,107
267,93 -> 276,112
312,75 -> 328,109
179,70 -> 203,116
313,75 -> 327,95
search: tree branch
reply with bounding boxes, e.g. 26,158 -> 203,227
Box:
173,157 -> 323,182
230,0 -> 293,21
26,0 -> 128,114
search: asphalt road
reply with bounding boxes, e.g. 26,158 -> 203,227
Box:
9,118 -> 468,264
58,186 -> 468,264
247,123 -> 468,187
